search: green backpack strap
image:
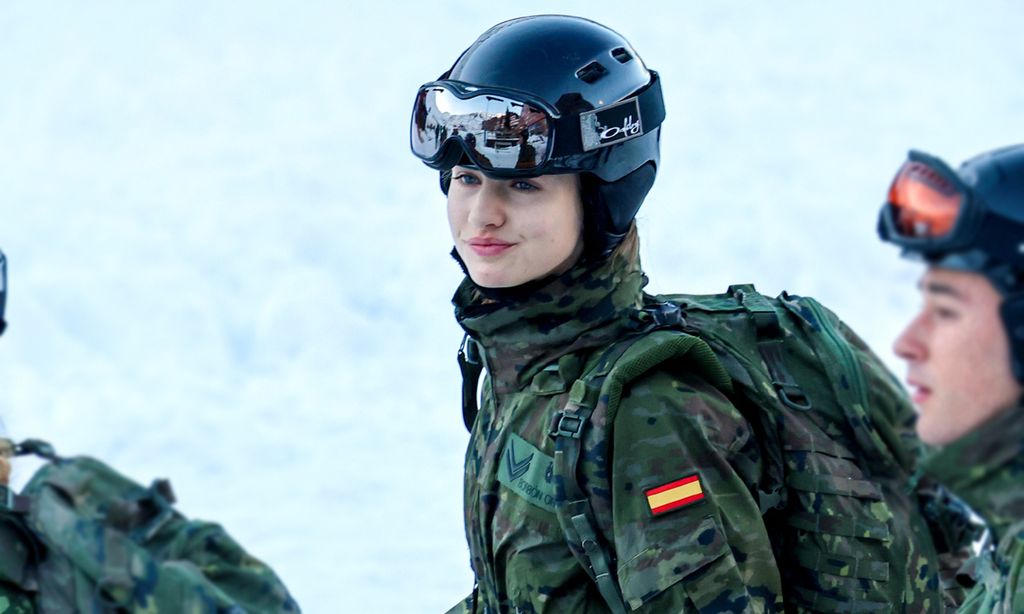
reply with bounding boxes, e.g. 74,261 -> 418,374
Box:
729,284 -> 907,485
548,329 -> 730,614
776,292 -> 906,472
728,284 -> 811,412
548,339 -> 635,614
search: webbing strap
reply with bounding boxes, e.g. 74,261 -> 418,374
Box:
729,285 -> 812,412
794,546 -> 890,582
790,585 -> 892,614
571,513 -> 627,614
549,338 -> 644,614
785,510 -> 891,541
551,393 -> 627,613
785,472 -> 884,500
458,335 -> 484,432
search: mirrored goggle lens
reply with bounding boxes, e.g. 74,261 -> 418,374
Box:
887,160 -> 965,239
411,86 -> 551,171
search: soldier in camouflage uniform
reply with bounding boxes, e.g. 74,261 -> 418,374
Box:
411,16 -> 784,612
880,145 -> 1024,611
0,248 -> 300,613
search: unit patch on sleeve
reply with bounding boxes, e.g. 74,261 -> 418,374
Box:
496,432 -> 557,512
644,474 -> 705,516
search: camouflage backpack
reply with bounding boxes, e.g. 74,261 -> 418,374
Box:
0,440 -> 299,613
459,284 -> 978,613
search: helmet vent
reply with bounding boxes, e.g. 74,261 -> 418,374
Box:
611,47 -> 633,64
576,61 -> 608,84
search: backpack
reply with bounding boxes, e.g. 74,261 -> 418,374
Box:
459,284 -> 978,613
0,440 -> 299,613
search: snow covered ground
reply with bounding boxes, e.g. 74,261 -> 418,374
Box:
1,2 -> 1022,611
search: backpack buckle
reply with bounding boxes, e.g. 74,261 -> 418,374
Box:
774,382 -> 813,411
549,411 -> 586,440
644,302 -> 683,329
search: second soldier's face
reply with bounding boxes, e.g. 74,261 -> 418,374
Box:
447,167 -> 584,288
894,267 -> 1022,445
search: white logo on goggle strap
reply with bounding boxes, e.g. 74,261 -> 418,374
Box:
580,97 -> 644,152
599,115 -> 642,142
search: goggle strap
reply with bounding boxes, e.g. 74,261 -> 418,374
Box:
550,72 -> 664,158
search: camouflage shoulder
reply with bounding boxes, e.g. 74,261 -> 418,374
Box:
608,368 -> 781,611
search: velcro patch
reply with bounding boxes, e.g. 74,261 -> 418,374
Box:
496,433 -> 557,512
645,474 -> 705,515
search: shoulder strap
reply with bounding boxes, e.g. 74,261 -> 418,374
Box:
777,292 -> 903,472
549,337 -> 639,614
728,284 -> 811,412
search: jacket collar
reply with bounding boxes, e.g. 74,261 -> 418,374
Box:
920,405 -> 1024,543
453,246 -> 647,394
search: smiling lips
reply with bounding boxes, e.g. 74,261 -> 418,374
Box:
468,237 -> 515,257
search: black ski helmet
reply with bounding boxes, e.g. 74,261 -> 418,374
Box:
423,15 -> 665,257
879,144 -> 1024,380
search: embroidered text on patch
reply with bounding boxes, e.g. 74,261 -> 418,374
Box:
497,433 -> 557,512
645,474 -> 705,515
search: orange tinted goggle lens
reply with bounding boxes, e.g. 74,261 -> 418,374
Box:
887,161 -> 964,239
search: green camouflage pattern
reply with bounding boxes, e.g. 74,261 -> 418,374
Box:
452,246 -> 783,612
0,503 -> 37,614
0,451 -> 299,613
0,589 -> 34,614
660,289 -> 971,611
921,405 -> 1024,613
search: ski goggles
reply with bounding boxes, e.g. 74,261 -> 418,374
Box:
410,73 -> 664,175
877,150 -> 982,255
0,249 -> 6,336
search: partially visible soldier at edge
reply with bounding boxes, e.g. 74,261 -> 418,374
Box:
0,248 -> 300,613
880,144 -> 1024,611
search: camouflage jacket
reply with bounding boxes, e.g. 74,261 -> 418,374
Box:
0,456 -> 33,614
0,458 -> 299,613
450,248 -> 783,613
921,405 -> 1024,613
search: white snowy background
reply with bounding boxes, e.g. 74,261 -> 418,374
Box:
1,2 -> 1022,612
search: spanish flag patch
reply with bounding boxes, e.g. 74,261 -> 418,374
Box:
645,474 -> 705,515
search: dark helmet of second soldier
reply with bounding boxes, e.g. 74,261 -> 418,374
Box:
410,15 -> 666,257
879,144 -> 1024,379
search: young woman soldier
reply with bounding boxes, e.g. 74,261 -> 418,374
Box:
410,15 -> 782,613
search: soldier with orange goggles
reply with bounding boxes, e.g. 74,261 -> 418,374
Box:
880,145 -> 1024,611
